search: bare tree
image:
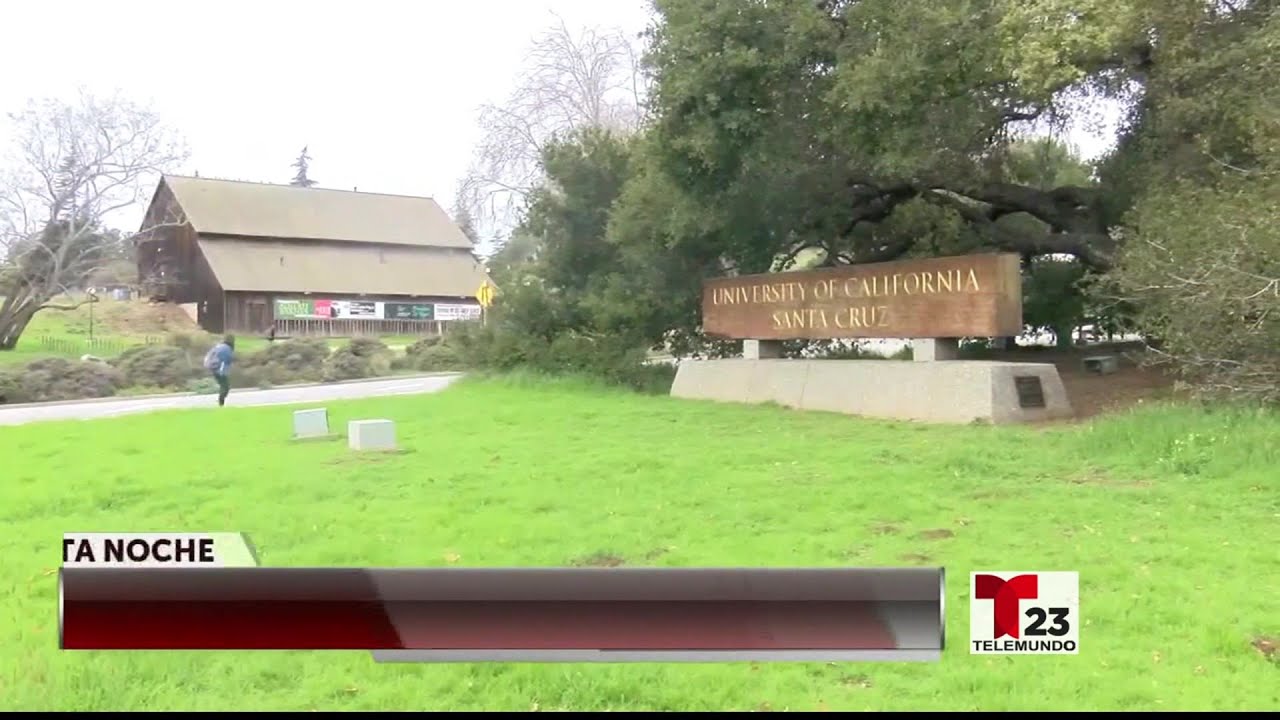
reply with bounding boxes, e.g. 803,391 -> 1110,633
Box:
459,15 -> 649,246
0,90 -> 187,349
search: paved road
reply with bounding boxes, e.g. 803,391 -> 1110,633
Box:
0,374 -> 463,426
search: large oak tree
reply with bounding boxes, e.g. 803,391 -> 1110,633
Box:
626,0 -> 1272,275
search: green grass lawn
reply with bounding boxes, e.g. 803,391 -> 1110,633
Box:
1,377 -> 1277,711
0,302 -> 147,366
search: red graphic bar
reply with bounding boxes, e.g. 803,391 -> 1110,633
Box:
60,567 -> 943,651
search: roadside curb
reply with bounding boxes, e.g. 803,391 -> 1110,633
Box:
0,372 -> 465,410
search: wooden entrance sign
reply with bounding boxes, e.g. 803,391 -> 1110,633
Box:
701,253 -> 1023,341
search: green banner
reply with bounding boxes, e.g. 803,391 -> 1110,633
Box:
384,302 -> 434,320
274,299 -> 315,318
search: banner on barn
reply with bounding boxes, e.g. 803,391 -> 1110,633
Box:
434,303 -> 482,322
385,302 -> 435,320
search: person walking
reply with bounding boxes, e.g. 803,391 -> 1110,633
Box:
203,335 -> 236,407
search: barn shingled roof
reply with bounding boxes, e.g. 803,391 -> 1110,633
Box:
149,175 -> 491,298
196,237 -> 490,297
160,175 -> 475,249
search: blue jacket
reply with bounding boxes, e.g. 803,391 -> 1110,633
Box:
211,342 -> 234,375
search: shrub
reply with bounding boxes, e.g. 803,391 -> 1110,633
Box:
447,320 -> 535,371
6,357 -> 124,403
345,336 -> 391,358
322,345 -> 374,382
413,344 -> 464,371
115,385 -> 172,397
165,330 -> 219,363
1107,172 -> 1280,403
113,345 -> 199,389
405,336 -> 443,355
185,376 -> 220,394
401,337 -> 464,372
448,320 -> 673,394
317,338 -> 398,381
229,364 -> 274,390
238,338 -> 330,385
0,366 -> 26,404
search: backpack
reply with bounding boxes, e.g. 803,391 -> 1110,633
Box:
203,345 -> 221,371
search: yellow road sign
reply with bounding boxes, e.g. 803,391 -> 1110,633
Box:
476,281 -> 496,308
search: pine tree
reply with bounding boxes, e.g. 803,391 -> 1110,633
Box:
290,146 -> 316,187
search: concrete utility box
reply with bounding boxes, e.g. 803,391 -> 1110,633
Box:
348,419 -> 396,451
292,408 -> 330,439
1082,355 -> 1119,375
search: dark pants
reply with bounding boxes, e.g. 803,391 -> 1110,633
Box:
213,372 -> 231,406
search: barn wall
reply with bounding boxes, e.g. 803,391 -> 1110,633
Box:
138,181 -> 227,333
137,181 -> 205,303
194,251 -> 226,334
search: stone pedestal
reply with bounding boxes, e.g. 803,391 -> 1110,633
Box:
1083,355 -> 1119,375
743,339 -> 784,360
671,359 -> 1073,425
912,338 -> 960,362
292,408 -> 330,439
348,419 -> 397,450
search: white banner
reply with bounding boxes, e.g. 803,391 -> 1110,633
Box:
434,303 -> 482,322
328,300 -> 379,319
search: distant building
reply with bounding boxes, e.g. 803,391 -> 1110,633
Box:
135,176 -> 492,336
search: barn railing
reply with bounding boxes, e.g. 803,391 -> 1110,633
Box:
270,318 -> 452,338
35,335 -> 161,358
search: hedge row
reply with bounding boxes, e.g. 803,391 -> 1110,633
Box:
0,334 -> 407,405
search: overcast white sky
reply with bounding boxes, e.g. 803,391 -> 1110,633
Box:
0,0 -> 654,226
0,0 -> 1117,244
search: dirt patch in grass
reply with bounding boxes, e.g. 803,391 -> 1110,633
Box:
642,546 -> 675,561
840,674 -> 873,689
322,448 -> 412,466
968,343 -> 1180,423
1068,468 -> 1153,488
95,300 -> 198,336
899,552 -> 933,563
917,528 -> 955,540
569,552 -> 626,568
1251,635 -> 1278,661
870,522 -> 900,535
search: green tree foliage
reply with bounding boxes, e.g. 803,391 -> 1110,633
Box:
486,229 -> 542,288
1100,1 -> 1280,400
461,129 -> 673,387
1023,258 -> 1089,348
1107,169 -> 1280,402
520,129 -> 632,296
466,0 -> 1279,399
635,0 -> 1134,275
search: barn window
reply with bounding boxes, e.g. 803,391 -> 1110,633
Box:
279,256 -> 284,266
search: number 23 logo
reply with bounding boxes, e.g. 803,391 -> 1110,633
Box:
1025,607 -> 1071,636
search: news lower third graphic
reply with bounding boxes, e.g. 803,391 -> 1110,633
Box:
61,532 -> 260,568
58,533 -> 946,662
969,571 -> 1080,655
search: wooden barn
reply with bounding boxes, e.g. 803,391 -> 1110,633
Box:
135,175 -> 493,337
